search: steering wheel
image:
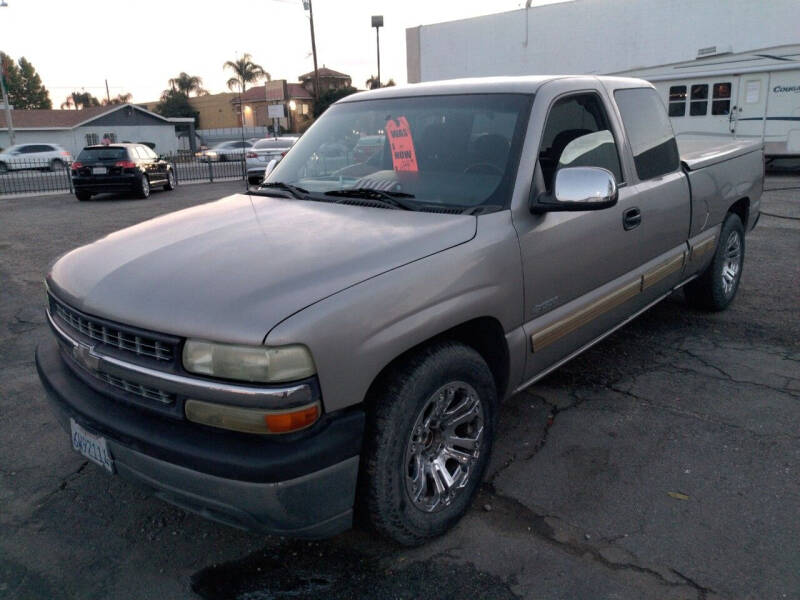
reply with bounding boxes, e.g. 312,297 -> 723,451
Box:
463,163 -> 503,176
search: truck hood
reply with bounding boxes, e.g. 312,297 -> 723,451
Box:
47,194 -> 476,344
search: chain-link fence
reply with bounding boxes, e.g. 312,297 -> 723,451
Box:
0,153 -> 249,198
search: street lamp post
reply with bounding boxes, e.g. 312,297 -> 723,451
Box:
372,15 -> 383,88
0,0 -> 14,145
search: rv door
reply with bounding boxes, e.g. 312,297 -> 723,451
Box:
733,73 -> 770,142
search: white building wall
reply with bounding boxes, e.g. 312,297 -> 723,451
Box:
412,0 -> 800,82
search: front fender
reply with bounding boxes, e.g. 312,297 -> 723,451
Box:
265,211 -> 524,412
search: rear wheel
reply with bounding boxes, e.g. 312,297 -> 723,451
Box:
49,159 -> 65,171
361,342 -> 497,546
75,191 -> 91,202
684,212 -> 745,311
164,169 -> 176,190
137,174 -> 151,199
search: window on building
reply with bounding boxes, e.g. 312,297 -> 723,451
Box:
302,103 -> 309,115
690,84 -> 708,116
614,88 -> 679,181
85,133 -> 99,146
668,86 -> 687,117
711,82 -> 732,115
538,93 -> 623,191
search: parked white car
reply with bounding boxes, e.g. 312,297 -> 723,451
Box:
196,140 -> 253,162
246,137 -> 299,184
0,143 -> 73,173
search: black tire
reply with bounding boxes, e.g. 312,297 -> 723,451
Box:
0,162 -> 7,174
136,174 -> 151,199
684,212 -> 745,311
75,191 -> 91,202
164,169 -> 176,191
361,341 -> 497,546
49,159 -> 64,172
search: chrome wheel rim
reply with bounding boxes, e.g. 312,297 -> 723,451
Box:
404,381 -> 484,513
142,176 -> 149,195
168,171 -> 175,186
721,230 -> 741,296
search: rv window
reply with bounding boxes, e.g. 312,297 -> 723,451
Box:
668,86 -> 686,117
712,82 -> 732,115
690,84 -> 708,116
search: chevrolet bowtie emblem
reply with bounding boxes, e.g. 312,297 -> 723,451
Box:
72,343 -> 101,372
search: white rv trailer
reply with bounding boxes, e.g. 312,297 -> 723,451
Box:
615,45 -> 800,159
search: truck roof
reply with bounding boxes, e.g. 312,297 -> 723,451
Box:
338,75 -> 652,102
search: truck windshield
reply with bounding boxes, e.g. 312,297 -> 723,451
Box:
266,93 -> 531,209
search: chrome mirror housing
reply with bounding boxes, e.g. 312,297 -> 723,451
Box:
532,166 -> 618,213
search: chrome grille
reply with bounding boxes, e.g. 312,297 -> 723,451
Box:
95,371 -> 174,404
49,296 -> 174,362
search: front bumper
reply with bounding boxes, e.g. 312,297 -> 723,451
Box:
35,339 -> 364,537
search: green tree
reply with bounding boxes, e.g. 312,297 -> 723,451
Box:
168,72 -> 207,96
154,89 -> 198,124
365,75 -> 396,90
223,53 -> 269,93
0,52 -> 52,109
60,91 -> 100,109
313,86 -> 358,118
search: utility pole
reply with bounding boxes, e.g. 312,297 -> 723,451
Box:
105,79 -> 111,104
372,16 -> 383,88
0,0 -> 12,145
304,0 -> 320,103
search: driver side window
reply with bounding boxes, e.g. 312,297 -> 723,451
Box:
538,93 -> 623,192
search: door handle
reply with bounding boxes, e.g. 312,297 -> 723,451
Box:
623,207 -> 641,231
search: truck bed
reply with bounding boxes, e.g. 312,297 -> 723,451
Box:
677,135 -> 763,171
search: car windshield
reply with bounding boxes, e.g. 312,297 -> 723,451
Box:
266,93 -> 532,209
253,138 -> 296,150
77,147 -> 128,161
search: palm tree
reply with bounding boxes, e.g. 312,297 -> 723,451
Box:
223,54 -> 269,93
365,75 -> 396,90
61,91 -> 100,110
168,72 -> 207,97
102,92 -> 133,106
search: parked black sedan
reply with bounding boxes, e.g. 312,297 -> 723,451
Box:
71,144 -> 176,201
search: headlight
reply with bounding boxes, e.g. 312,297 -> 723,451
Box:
182,340 -> 316,383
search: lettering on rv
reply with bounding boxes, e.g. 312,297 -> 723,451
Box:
773,85 -> 800,94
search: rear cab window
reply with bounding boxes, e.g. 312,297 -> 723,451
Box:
613,88 -> 680,181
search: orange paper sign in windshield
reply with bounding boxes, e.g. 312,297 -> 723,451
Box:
385,117 -> 419,172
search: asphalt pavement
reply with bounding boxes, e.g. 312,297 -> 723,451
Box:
1,176 -> 798,599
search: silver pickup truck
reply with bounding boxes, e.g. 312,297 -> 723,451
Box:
36,76 -> 763,546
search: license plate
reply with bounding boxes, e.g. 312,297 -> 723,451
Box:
70,418 -> 114,473
92,167 -> 107,175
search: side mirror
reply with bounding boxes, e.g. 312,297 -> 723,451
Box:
531,166 -> 618,213
263,158 -> 280,180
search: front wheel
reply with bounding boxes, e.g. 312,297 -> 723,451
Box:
361,342 -> 497,546
0,162 -> 8,174
684,212 -> 745,311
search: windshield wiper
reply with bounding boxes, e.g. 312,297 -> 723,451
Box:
323,187 -> 416,211
253,182 -> 310,199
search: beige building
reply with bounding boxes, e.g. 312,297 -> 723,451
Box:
140,92 -> 240,130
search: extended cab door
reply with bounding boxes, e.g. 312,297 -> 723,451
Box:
512,80 -> 690,383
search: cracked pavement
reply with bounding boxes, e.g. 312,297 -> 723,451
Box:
1,176 -> 798,599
